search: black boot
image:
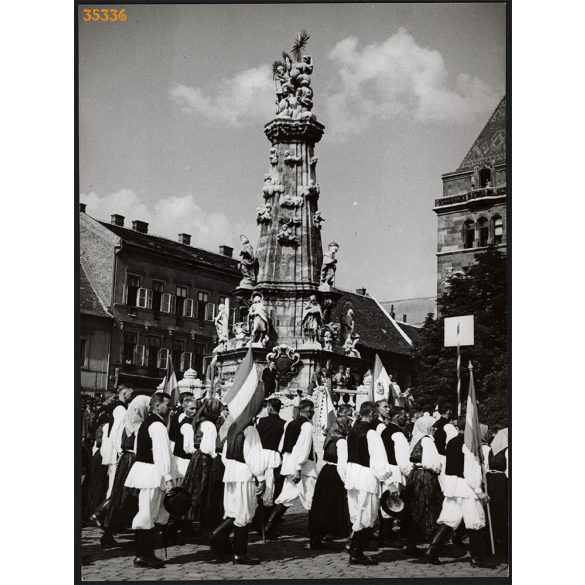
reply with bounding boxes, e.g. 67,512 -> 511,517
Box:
100,529 -> 120,549
349,530 -> 378,565
133,529 -> 164,569
90,499 -> 110,528
209,518 -> 234,561
425,524 -> 452,565
149,527 -> 167,567
469,530 -> 497,568
165,520 -> 185,545
265,503 -> 287,540
233,525 -> 260,565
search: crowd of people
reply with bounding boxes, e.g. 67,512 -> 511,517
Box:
81,385 -> 508,570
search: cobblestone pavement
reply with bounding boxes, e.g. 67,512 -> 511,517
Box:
81,505 -> 508,581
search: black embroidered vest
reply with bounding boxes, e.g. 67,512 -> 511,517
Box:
106,399 -> 125,437
173,416 -> 194,459
347,420 -> 372,467
256,414 -> 286,451
445,434 -> 465,478
380,422 -> 404,465
281,416 -> 314,461
135,413 -> 165,464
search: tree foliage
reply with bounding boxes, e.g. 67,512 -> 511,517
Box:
412,246 -> 508,428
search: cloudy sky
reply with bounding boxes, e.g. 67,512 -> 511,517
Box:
79,2 -> 506,302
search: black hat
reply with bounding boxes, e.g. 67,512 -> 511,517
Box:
163,487 -> 191,516
380,491 -> 404,516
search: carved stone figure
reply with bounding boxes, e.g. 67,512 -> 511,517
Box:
238,235 -> 258,287
301,295 -> 322,342
256,203 -> 272,224
313,211 -> 325,230
284,150 -> 302,166
263,175 -> 285,199
298,180 -> 320,199
277,225 -> 299,246
279,216 -> 302,227
214,303 -> 229,347
321,299 -> 333,325
344,333 -> 361,358
320,241 -> 339,285
322,329 -> 333,351
269,147 -> 278,166
247,292 -> 270,345
281,194 -> 303,209
310,156 -> 318,167
340,303 -> 354,342
234,322 -> 247,348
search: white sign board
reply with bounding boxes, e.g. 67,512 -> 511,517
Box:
444,315 -> 474,347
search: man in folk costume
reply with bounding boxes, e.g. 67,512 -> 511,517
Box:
425,417 -> 492,567
374,399 -> 390,434
345,401 -> 395,565
432,403 -> 458,477
124,393 -> 178,569
378,407 -> 412,547
486,428 -> 508,559
100,386 -> 133,499
265,399 -> 317,540
256,398 -> 286,509
172,397 -> 198,483
169,392 -> 194,452
209,420 -> 267,565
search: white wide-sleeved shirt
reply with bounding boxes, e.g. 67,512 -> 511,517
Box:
386,428 -> 413,484
345,429 -> 393,495
179,422 -> 196,457
100,404 -> 126,465
198,420 -> 218,458
418,436 -> 442,473
278,420 -> 318,478
124,417 -> 178,489
222,425 -> 267,483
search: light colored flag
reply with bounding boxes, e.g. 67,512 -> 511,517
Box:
464,362 -> 483,464
318,377 -> 336,434
218,347 -> 264,441
370,354 -> 391,402
163,357 -> 180,408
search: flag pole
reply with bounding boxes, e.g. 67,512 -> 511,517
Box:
457,324 -> 461,416
468,361 -> 495,556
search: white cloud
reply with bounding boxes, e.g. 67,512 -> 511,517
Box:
170,64 -> 274,126
82,189 -> 255,252
324,29 -> 501,139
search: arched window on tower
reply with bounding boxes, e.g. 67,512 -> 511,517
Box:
478,217 -> 489,247
492,215 -> 503,245
464,219 -> 475,249
479,167 -> 492,188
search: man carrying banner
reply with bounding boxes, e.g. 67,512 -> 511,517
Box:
265,399 -> 317,540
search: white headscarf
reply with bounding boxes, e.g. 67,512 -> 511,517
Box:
409,413 -> 435,453
124,395 -> 150,436
491,428 -> 508,456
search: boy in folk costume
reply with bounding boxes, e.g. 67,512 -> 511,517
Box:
264,399 -> 317,540
100,386 -> 133,498
425,417 -> 492,567
210,421 -> 267,565
345,401 -> 395,565
124,393 -> 178,569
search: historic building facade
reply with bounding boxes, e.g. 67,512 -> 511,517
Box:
434,96 -> 507,297
79,206 -> 241,393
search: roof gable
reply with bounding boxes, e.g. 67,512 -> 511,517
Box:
458,96 -> 506,171
80,263 -> 112,318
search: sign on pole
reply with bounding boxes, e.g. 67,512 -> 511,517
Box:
444,315 -> 474,415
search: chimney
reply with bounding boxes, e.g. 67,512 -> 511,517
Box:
390,304 -> 396,319
132,220 -> 148,234
403,314 -> 407,323
79,203 -> 86,213
178,233 -> 191,246
111,214 -> 125,227
219,245 -> 233,258
355,287 -> 367,296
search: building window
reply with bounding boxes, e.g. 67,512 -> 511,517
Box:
479,167 -> 492,188
493,216 -> 503,245
176,286 -> 188,325
464,220 -> 475,249
171,340 -> 185,373
125,275 -> 141,307
478,217 -> 489,247
196,291 -> 209,321
147,335 -> 161,368
122,331 -> 137,365
193,342 -> 207,375
152,280 -> 165,316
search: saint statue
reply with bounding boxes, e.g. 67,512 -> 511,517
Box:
214,303 -> 229,347
247,292 -> 270,345
320,241 -> 339,286
339,303 -> 354,342
301,295 -> 322,342
238,234 -> 258,287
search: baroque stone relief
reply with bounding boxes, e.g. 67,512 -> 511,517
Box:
277,225 -> 300,246
313,211 -> 325,229
256,203 -> 272,224
263,174 -> 285,199
298,180 -> 320,199
284,150 -> 303,166
280,194 -> 303,209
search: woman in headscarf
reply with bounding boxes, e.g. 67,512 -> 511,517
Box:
486,428 -> 508,559
99,395 -> 150,548
308,414 -> 352,549
181,398 -> 223,531
401,413 -> 443,555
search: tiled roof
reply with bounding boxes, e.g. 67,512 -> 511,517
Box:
395,321 -> 421,345
333,290 -> 413,356
458,96 -> 506,171
80,263 -> 112,318
100,222 -> 240,275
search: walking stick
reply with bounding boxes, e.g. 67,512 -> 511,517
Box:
257,495 -> 266,544
481,462 -> 496,555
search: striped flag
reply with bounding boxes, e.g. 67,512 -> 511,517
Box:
370,354 -> 391,402
464,362 -> 483,463
218,347 -> 264,441
163,357 -> 180,408
318,377 -> 336,434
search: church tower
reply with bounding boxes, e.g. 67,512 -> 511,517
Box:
434,96 -> 507,297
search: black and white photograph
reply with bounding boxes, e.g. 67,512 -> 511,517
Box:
77,1 -> 510,581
